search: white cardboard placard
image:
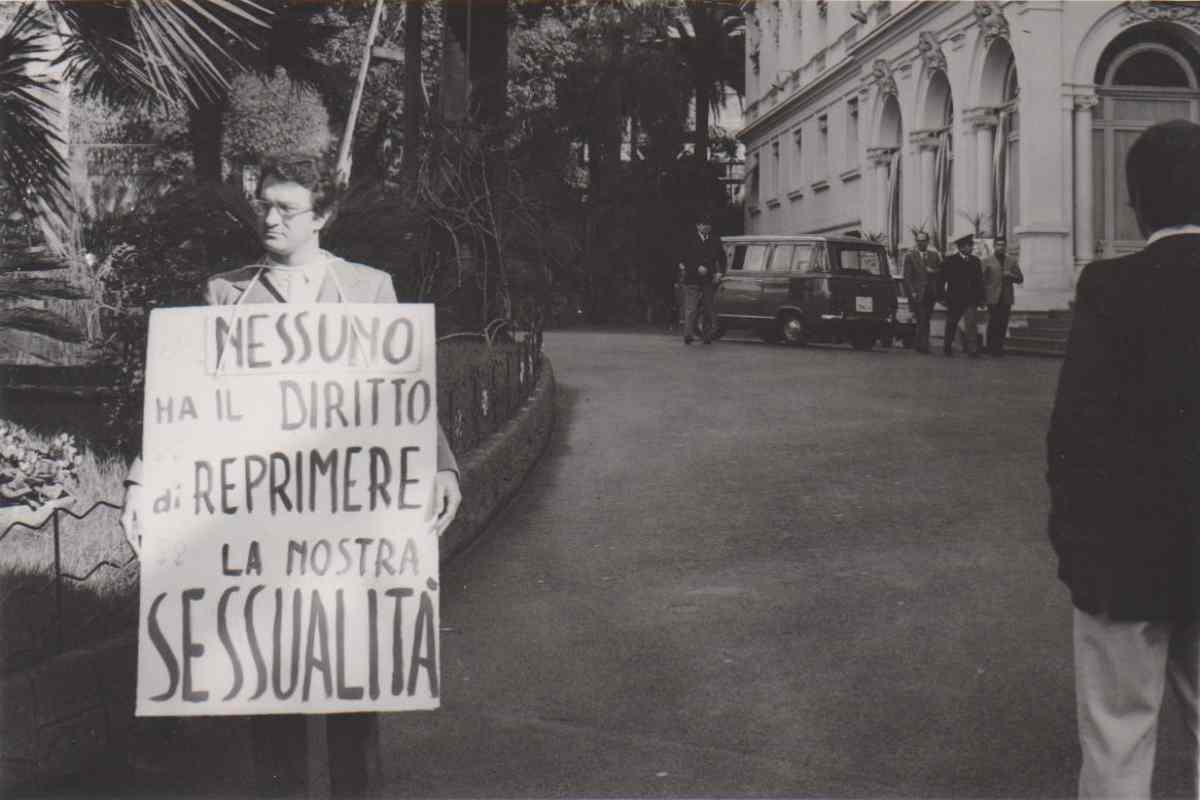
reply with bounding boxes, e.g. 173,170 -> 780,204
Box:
135,303 -> 440,716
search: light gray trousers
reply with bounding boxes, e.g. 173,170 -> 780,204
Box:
1074,609 -> 1199,799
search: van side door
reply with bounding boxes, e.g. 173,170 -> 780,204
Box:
797,243 -> 831,320
715,242 -> 771,318
762,243 -> 795,313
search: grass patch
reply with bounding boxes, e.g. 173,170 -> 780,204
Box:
0,433 -> 134,673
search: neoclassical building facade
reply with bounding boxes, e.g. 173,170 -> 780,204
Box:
739,0 -> 1200,311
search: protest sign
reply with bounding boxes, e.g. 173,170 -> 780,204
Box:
135,303 -> 440,717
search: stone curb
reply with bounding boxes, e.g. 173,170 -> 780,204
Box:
0,358 -> 557,795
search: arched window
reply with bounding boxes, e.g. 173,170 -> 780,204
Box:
925,71 -> 954,252
1113,49 -> 1191,87
1001,59 -> 1019,243
1093,27 -> 1200,256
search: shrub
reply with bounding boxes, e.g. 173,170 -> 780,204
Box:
0,423 -> 83,509
90,181 -> 259,453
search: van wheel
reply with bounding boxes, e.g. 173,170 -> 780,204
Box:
851,329 -> 876,351
710,319 -> 727,341
779,313 -> 806,346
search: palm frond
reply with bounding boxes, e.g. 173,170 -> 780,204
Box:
50,0 -> 272,108
0,4 -> 70,213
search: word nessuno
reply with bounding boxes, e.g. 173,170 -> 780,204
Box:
207,308 -> 420,375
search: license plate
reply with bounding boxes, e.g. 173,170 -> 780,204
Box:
855,296 -> 873,313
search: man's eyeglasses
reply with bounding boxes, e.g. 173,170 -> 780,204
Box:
250,200 -> 313,221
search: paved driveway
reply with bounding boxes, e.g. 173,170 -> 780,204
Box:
372,331 -> 1195,798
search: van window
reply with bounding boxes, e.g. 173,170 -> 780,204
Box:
728,244 -> 769,271
836,246 -> 886,276
790,243 -> 815,272
742,244 -> 769,272
809,245 -> 829,273
729,245 -> 746,270
771,245 -> 794,272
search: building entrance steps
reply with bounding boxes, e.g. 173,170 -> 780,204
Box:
929,309 -> 1072,358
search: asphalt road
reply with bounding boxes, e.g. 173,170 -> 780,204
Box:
370,329 -> 1195,799
70,329 -> 1196,799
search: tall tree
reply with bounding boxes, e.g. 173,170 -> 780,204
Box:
0,5 -> 69,212
1,0 -> 271,211
666,0 -> 744,164
181,2 -> 347,181
402,0 -> 425,187
439,0 -> 509,133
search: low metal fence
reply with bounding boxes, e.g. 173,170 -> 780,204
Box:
0,327 -> 545,672
0,500 -> 137,671
438,328 -> 545,457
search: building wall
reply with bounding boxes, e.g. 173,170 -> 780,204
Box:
739,0 -> 1200,312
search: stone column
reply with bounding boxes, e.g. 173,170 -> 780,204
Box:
965,108 -> 1000,237
867,146 -> 894,233
1073,95 -> 1099,263
910,130 -> 940,231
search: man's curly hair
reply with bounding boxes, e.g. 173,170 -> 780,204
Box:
257,152 -> 341,219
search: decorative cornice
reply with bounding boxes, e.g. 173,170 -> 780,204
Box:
1118,1 -> 1200,30
867,146 -> 897,166
1121,1 -> 1200,31
973,1 -> 1010,45
871,58 -> 898,97
962,106 -> 1000,128
909,129 -> 942,149
1073,94 -> 1100,112
917,31 -> 947,74
738,53 -> 862,142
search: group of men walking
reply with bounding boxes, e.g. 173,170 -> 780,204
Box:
901,228 -> 1024,357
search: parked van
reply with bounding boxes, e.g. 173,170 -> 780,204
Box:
713,235 -> 899,350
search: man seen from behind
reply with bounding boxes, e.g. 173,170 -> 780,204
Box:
1047,118 -> 1200,799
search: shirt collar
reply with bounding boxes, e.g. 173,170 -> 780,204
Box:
1146,225 -> 1200,245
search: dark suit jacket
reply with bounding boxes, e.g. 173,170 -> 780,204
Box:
1047,234 -> 1200,621
902,248 -> 942,302
680,234 -> 727,285
939,251 -> 984,307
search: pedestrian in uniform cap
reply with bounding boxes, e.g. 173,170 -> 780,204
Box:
677,217 -> 727,344
1048,118 -> 1200,799
981,234 -> 1024,356
901,230 -> 942,353
938,228 -> 984,357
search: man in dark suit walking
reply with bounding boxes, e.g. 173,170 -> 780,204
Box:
677,218 -> 726,344
938,228 -> 984,357
1047,119 -> 1200,798
901,230 -> 942,353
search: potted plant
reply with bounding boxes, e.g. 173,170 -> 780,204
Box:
0,423 -> 82,530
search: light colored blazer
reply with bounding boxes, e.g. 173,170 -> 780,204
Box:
981,254 -> 1024,306
127,258 -> 457,483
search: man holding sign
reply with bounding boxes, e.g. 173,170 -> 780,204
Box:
121,153 -> 461,798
